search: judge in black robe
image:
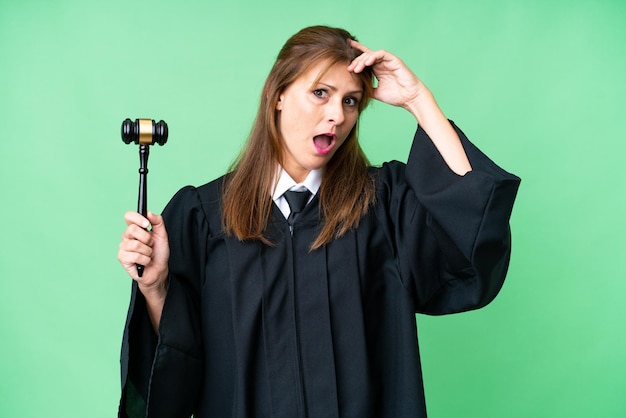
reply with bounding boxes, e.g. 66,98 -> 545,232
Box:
118,120 -> 520,418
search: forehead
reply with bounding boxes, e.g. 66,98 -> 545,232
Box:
298,60 -> 363,92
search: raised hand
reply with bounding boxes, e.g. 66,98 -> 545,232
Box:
348,39 -> 472,175
118,211 -> 170,330
348,39 -> 426,110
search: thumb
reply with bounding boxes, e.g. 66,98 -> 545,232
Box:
145,211 -> 170,264
146,211 -> 166,234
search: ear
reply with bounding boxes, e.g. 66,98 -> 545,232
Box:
276,95 -> 283,111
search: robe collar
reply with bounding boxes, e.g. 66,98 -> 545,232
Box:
272,166 -> 323,201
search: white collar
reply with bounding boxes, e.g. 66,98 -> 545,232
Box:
272,167 -> 323,201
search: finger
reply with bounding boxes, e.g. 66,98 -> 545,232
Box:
348,40 -> 373,72
349,49 -> 389,73
120,233 -> 154,253
118,240 -> 155,272
119,247 -> 153,268
350,54 -> 379,73
122,224 -> 154,245
348,52 -> 371,73
124,211 -> 151,229
118,241 -> 153,269
349,39 -> 371,53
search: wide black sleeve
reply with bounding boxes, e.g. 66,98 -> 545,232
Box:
384,121 -> 521,315
119,186 -> 208,418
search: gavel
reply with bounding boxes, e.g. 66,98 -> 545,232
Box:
121,118 -> 168,277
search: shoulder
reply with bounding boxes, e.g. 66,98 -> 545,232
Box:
369,160 -> 408,190
195,175 -> 227,204
169,175 -> 226,204
163,175 -> 228,230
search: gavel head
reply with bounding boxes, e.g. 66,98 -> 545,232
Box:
121,118 -> 168,146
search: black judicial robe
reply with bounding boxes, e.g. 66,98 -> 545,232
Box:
119,122 -> 521,418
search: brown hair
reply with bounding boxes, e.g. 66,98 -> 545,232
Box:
221,25 -> 376,249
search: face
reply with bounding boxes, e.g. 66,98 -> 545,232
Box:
275,60 -> 363,183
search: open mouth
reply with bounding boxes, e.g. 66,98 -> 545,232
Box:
313,133 -> 336,155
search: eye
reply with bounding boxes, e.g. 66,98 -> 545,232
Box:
313,89 -> 328,99
344,96 -> 359,107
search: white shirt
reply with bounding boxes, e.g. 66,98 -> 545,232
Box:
272,167 -> 322,220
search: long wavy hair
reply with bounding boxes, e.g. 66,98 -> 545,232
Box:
222,25 -> 376,249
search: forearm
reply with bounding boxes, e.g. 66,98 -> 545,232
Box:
404,86 -> 472,176
138,275 -> 168,333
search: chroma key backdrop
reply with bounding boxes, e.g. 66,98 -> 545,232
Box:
1,0 -> 624,417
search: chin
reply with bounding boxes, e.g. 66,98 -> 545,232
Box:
309,157 -> 332,170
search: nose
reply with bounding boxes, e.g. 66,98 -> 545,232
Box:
326,99 -> 345,126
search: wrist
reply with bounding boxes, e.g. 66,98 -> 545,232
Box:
138,270 -> 169,301
403,83 -> 435,123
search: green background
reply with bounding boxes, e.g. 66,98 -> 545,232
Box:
1,0 -> 624,416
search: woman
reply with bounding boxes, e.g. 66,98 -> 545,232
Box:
118,25 -> 520,418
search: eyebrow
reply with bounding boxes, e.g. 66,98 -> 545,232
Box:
316,82 -> 363,96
